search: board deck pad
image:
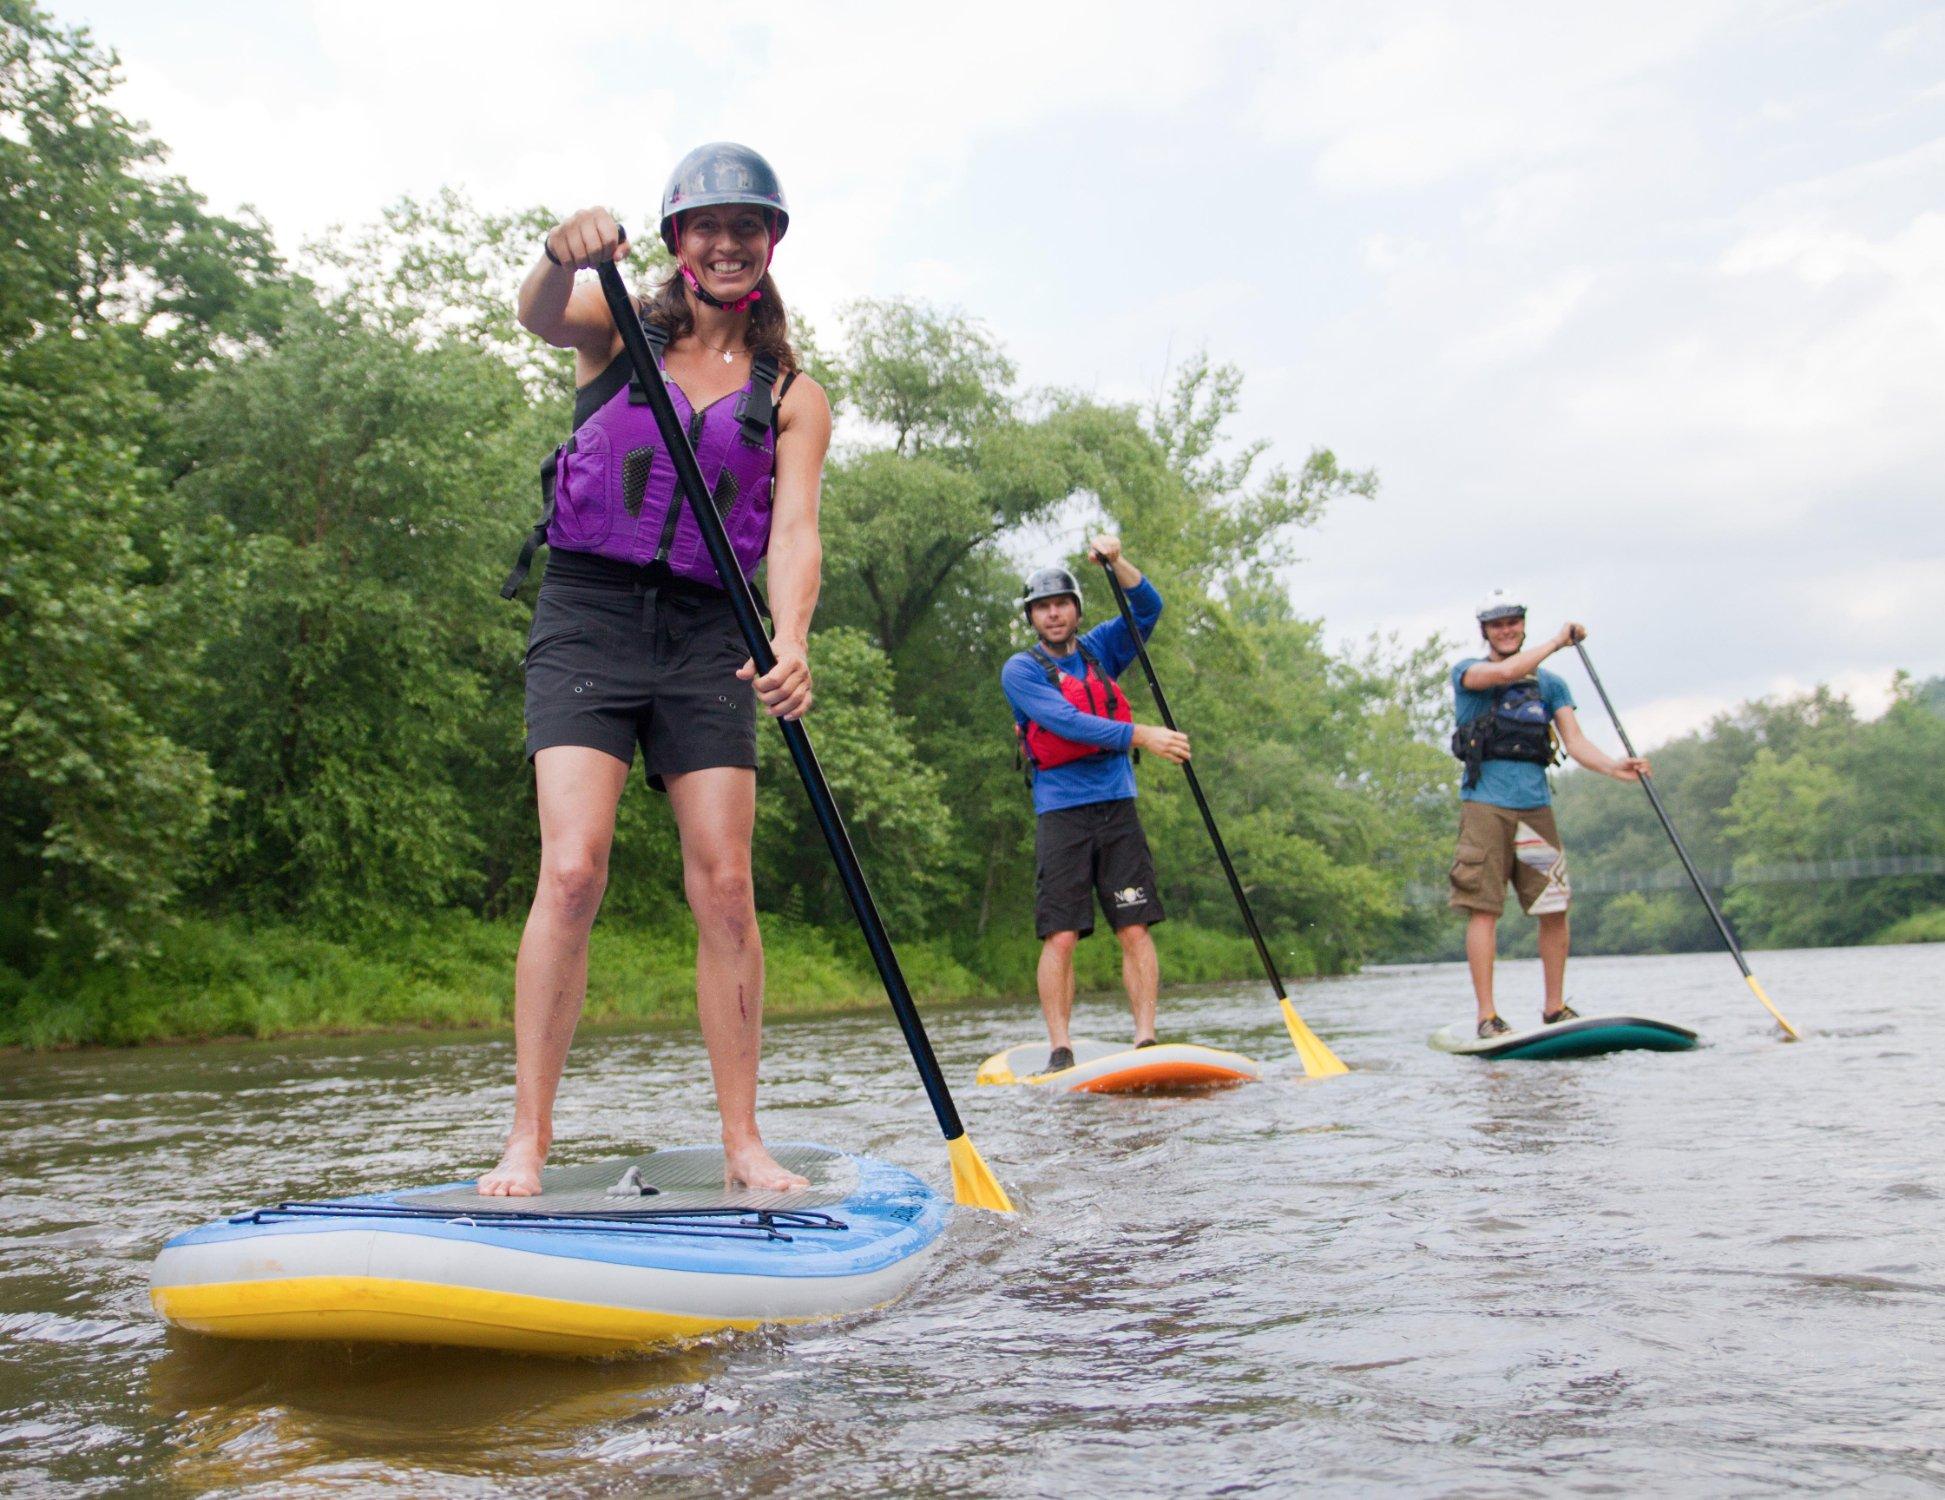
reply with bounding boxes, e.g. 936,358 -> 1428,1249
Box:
976,1036 -> 1260,1090
410,1143 -> 858,1216
1429,1014 -> 1698,1061
990,1038 -> 1128,1076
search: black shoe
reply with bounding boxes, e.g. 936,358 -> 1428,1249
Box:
1134,1038 -> 1160,1049
1477,1015 -> 1513,1039
1542,1004 -> 1580,1025
1046,1046 -> 1075,1072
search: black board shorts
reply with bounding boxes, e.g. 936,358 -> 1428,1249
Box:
523,551 -> 757,792
1034,798 -> 1166,939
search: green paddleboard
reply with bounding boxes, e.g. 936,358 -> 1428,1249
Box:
1430,1014 -> 1699,1061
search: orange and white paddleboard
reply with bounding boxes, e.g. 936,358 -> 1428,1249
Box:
975,1037 -> 1259,1094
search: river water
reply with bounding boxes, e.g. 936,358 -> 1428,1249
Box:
2,943 -> 1941,1496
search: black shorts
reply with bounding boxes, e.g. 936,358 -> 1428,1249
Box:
523,551 -> 757,792
1034,798 -> 1166,939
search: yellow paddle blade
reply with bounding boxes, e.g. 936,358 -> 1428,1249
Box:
1281,998 -> 1350,1078
1745,974 -> 1802,1041
947,1134 -> 1015,1213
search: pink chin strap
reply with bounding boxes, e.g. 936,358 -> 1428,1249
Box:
677,213 -> 776,313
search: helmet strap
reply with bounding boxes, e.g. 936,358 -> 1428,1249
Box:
677,212 -> 776,313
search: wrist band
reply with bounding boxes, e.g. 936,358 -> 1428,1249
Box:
543,238 -> 563,268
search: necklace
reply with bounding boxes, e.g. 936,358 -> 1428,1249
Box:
694,335 -> 749,364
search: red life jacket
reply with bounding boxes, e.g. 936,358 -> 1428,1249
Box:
1017,643 -> 1132,771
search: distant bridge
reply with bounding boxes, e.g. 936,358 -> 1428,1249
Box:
1404,852 -> 1945,906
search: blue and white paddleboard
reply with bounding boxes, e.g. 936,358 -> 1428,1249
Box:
1430,1014 -> 1699,1061
151,1144 -> 946,1358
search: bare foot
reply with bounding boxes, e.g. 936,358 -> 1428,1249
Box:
723,1139 -> 810,1193
477,1130 -> 549,1196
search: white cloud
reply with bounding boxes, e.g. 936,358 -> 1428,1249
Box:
1250,1 -> 1750,191
1612,691 -> 1749,750
107,8 -> 683,247
1760,667 -> 1902,719
1449,267 -> 1597,369
1466,167 -> 1592,247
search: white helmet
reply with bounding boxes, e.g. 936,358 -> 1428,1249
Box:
1475,588 -> 1526,623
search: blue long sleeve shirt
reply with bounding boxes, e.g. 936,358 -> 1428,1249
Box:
1001,578 -> 1162,815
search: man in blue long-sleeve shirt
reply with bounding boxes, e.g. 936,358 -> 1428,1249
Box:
1000,535 -> 1191,1072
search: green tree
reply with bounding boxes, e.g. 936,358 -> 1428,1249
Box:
838,298 -> 1013,455
753,628 -> 952,933
0,3 -> 285,393
1,1 -> 274,967
170,294 -> 535,927
0,343 -> 216,962
1721,678 -> 1945,946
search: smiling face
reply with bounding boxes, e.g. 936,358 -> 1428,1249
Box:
1029,594 -> 1081,648
677,207 -> 772,305
1481,613 -> 1527,659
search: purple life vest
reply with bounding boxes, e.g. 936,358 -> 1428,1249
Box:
502,320 -> 784,596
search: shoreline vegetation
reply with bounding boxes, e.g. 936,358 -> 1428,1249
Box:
0,914 -> 1274,1052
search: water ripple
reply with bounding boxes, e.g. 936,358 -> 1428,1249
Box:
0,944 -> 1941,1495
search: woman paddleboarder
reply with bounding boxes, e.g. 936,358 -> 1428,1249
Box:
487,142 -> 831,1194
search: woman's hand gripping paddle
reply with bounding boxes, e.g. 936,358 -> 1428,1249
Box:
1572,641 -> 1801,1041
1095,558 -> 1350,1078
594,251 -> 1014,1210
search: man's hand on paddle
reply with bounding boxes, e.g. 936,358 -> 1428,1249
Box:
740,641 -> 812,720
1133,723 -> 1190,763
1088,533 -> 1143,589
1611,755 -> 1651,783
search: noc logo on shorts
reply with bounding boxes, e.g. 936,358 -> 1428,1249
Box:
1112,886 -> 1147,909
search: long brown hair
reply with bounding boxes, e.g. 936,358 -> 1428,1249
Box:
639,267 -> 799,374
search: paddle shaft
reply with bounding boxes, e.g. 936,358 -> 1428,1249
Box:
1096,561 -> 1289,1001
1571,641 -> 1756,980
594,261 -> 967,1143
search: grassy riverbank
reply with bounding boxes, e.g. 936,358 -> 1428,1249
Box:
1869,908 -> 1945,945
0,913 -> 1281,1050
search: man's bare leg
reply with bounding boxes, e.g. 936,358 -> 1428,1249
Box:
1037,931 -> 1080,1050
1115,923 -> 1158,1044
667,766 -> 808,1193
1466,909 -> 1500,1025
480,746 -> 630,1196
1537,910 -> 1570,1017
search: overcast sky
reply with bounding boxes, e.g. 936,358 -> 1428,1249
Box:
55,0 -> 1945,746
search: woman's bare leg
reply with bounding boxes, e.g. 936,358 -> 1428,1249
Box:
666,765 -> 809,1192
479,746 -> 630,1196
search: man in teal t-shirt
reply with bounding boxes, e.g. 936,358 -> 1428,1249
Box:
1449,591 -> 1650,1039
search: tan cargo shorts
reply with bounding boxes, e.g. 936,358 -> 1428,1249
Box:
1448,802 -> 1572,917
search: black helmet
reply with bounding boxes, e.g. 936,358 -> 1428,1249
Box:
659,142 -> 790,253
1021,566 -> 1083,618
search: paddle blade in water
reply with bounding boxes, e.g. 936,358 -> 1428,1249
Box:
947,1135 -> 1015,1213
1745,974 -> 1802,1041
1282,999 -> 1350,1078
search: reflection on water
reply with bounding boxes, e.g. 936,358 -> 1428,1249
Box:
2,943 -> 1943,1495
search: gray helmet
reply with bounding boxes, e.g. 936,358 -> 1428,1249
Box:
659,142 -> 790,253
1475,587 -> 1526,623
1021,566 -> 1083,618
